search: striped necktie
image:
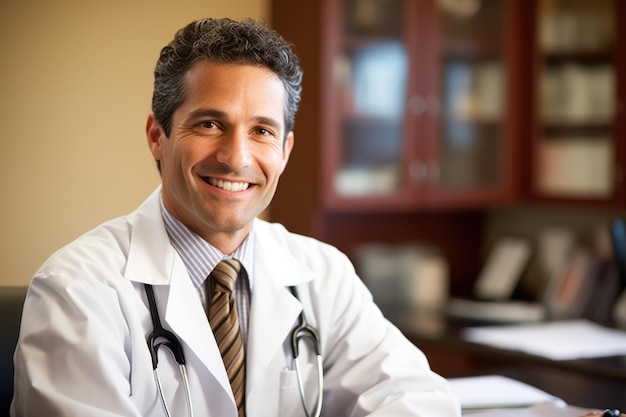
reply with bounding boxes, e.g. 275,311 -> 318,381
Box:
207,259 -> 246,416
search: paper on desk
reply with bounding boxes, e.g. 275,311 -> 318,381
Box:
463,319 -> 626,360
448,375 -> 563,410
463,401 -> 589,417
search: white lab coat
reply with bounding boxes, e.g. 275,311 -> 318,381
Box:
12,187 -> 460,417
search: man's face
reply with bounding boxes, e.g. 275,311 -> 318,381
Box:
147,60 -> 294,252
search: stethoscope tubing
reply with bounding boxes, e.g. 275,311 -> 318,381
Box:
153,366 -> 194,417
145,284 -> 195,417
289,285 -> 324,417
294,354 -> 323,417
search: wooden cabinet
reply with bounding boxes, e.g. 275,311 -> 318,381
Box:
269,0 -> 527,294
269,0 -> 624,298
524,0 -> 626,207
321,0 -> 524,211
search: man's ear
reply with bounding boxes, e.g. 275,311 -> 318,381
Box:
280,131 -> 294,173
146,113 -> 165,160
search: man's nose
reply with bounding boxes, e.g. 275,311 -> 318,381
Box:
216,130 -> 253,169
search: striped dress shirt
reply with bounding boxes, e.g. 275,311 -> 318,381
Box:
159,196 -> 254,343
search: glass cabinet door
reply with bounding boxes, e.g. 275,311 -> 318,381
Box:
332,0 -> 408,197
327,0 -> 518,206
434,0 -> 509,192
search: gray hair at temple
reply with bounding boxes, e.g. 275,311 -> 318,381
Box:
151,17 -> 303,141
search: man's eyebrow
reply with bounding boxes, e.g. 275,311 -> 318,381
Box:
252,116 -> 282,131
187,108 -> 227,120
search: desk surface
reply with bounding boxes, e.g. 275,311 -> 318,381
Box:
387,310 -> 626,380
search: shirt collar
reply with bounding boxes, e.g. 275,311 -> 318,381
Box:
159,194 -> 254,290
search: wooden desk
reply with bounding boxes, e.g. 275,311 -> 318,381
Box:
384,310 -> 626,409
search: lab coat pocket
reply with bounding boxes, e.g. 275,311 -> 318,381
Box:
279,363 -> 316,417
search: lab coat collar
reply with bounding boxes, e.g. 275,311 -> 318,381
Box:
124,186 -> 174,286
124,187 -> 318,289
252,218 -> 317,287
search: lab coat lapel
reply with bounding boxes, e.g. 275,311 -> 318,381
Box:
247,223 -> 314,400
246,266 -> 299,392
124,187 -> 174,286
164,257 -> 235,400
123,188 -> 235,407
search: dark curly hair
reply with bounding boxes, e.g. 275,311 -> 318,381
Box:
152,18 -> 303,140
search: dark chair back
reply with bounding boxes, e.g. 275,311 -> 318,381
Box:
0,287 -> 28,417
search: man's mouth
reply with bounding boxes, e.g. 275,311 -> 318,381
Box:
206,177 -> 250,192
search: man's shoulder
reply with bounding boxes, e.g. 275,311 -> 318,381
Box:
255,218 -> 321,245
254,218 -> 348,261
37,188 -> 163,277
36,215 -> 135,275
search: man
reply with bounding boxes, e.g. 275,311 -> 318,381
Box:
12,18 -> 460,416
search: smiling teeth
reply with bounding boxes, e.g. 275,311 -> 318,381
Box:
209,178 -> 250,192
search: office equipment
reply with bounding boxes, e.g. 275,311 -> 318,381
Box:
355,243 -> 449,311
473,237 -> 534,301
445,298 -> 546,323
445,236 -> 544,323
610,218 -> 626,328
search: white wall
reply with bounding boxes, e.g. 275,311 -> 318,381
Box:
0,0 -> 268,285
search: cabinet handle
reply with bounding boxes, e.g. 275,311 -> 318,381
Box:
408,95 -> 427,115
428,96 -> 441,116
428,161 -> 440,183
409,160 -> 428,184
408,95 -> 441,116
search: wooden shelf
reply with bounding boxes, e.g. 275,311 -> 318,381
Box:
542,123 -> 614,138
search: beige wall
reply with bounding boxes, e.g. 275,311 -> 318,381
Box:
0,0 -> 267,286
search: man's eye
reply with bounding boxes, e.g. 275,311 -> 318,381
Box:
200,121 -> 216,129
255,128 -> 272,136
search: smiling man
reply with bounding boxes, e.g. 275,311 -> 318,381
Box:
147,60 -> 293,254
11,18 -> 460,417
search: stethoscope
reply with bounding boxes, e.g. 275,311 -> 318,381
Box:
288,286 -> 324,417
144,283 -> 323,417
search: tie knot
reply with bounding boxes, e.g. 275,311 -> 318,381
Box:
210,258 -> 241,293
